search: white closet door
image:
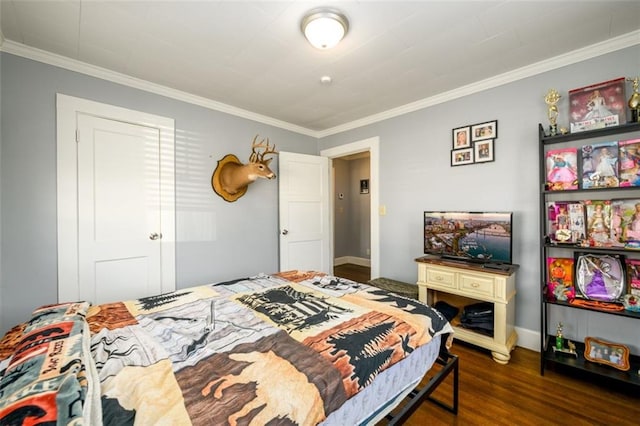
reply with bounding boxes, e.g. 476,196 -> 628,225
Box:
77,115 -> 162,303
57,94 -> 175,304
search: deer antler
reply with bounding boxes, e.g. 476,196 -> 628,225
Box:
249,135 -> 278,163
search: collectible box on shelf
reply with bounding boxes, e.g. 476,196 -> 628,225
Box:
585,200 -> 619,247
546,257 -> 575,302
575,253 -> 625,302
612,198 -> 640,249
569,77 -> 627,133
618,138 -> 640,187
545,147 -> 578,190
626,259 -> 640,297
581,141 -> 619,189
547,201 -> 585,244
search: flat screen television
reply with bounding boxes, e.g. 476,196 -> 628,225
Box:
424,211 -> 513,265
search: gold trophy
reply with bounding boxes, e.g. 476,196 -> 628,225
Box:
628,77 -> 640,123
552,322 -> 577,357
544,89 -> 561,136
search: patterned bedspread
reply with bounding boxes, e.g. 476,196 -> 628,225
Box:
0,271 -> 452,425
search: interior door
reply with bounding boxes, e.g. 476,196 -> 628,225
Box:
77,115 -> 162,303
57,94 -> 175,304
278,152 -> 331,273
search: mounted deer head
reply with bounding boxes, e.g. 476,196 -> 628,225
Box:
211,135 -> 278,202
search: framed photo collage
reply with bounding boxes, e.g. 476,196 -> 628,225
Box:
451,120 -> 497,166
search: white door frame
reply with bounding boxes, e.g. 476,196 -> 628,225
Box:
321,137 -> 380,279
56,94 -> 176,302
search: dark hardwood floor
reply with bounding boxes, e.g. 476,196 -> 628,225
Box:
395,342 -> 640,425
333,264 -> 640,425
333,263 -> 371,283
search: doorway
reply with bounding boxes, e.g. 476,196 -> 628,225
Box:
320,137 -> 380,280
332,153 -> 371,282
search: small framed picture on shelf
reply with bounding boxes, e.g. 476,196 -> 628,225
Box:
545,147 -> 579,191
584,337 -> 630,371
618,138 -> 640,187
569,77 -> 627,133
471,120 -> 498,142
474,140 -> 494,163
581,141 -> 619,189
451,148 -> 474,166
452,126 -> 471,149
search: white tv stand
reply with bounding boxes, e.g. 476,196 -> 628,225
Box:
416,256 -> 519,364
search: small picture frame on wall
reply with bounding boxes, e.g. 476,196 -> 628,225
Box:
471,120 -> 498,142
452,126 -> 471,149
360,179 -> 369,194
584,337 -> 630,371
474,140 -> 494,163
451,148 -> 474,166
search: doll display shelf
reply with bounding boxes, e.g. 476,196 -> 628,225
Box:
538,121 -> 640,387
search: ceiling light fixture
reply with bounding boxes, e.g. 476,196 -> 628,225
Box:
301,8 -> 349,50
320,75 -> 332,84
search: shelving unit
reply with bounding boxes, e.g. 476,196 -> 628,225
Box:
539,121 -> 640,386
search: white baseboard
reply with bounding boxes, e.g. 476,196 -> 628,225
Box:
515,326 -> 540,352
334,256 -> 371,268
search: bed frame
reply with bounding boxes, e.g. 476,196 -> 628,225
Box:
385,344 -> 459,424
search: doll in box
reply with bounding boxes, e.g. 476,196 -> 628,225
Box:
624,202 -> 640,241
618,138 -> 640,187
546,257 -> 575,301
586,201 -> 614,246
576,254 -> 624,301
546,149 -> 578,190
582,142 -> 619,188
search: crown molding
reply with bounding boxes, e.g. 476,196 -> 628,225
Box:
0,40 -> 317,137
317,29 -> 640,138
1,30 -> 639,140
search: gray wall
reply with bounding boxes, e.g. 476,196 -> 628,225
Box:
319,45 -> 640,349
333,159 -> 350,258
333,157 -> 371,260
0,53 -> 316,333
349,157 -> 371,259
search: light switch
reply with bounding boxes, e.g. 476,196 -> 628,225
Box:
379,205 -> 387,216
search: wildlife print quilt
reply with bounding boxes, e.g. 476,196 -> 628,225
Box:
0,271 -> 452,425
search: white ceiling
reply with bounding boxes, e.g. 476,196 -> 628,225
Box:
1,1 -> 639,136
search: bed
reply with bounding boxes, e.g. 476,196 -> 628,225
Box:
0,271 -> 455,425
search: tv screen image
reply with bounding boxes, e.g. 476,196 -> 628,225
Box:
424,211 -> 513,264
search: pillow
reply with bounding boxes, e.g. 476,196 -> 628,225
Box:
27,301 -> 90,329
0,302 -> 90,372
0,301 -> 99,425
